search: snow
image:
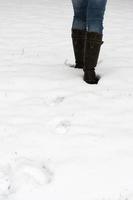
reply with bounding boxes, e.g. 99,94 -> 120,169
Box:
0,0 -> 133,199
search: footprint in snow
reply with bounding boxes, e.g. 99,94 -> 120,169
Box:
0,158 -> 54,195
12,157 -> 54,191
49,118 -> 71,135
46,96 -> 65,106
0,164 -> 13,197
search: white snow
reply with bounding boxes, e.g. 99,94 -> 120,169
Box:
0,0 -> 133,199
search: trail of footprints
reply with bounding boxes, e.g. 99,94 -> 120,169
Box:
14,87 -> 133,109
0,158 -> 54,197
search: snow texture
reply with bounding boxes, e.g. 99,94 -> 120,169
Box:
0,0 -> 133,199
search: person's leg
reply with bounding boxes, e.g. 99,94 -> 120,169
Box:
87,0 -> 107,33
71,0 -> 87,68
71,0 -> 88,30
83,0 -> 107,84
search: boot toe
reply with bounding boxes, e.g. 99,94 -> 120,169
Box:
83,71 -> 100,84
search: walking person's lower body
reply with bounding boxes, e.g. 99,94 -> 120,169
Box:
71,0 -> 107,84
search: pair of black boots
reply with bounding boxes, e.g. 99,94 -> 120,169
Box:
72,29 -> 103,84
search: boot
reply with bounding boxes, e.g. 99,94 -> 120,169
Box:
83,32 -> 103,84
71,29 -> 86,69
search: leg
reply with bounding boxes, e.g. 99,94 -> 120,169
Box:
87,0 -> 107,33
71,0 -> 88,68
83,0 -> 107,84
71,0 -> 88,30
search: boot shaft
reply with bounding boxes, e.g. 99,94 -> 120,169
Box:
71,29 -> 86,68
84,32 -> 103,71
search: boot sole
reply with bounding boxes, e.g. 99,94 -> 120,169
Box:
83,75 -> 100,84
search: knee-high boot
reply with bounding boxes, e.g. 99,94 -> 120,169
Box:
83,32 -> 103,84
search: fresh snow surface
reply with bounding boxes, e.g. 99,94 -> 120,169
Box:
0,0 -> 133,199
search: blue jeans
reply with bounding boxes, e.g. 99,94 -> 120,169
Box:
71,0 -> 107,33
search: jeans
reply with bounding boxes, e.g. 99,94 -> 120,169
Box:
71,0 -> 107,34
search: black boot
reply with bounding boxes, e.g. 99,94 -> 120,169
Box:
83,32 -> 103,84
71,29 -> 86,69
